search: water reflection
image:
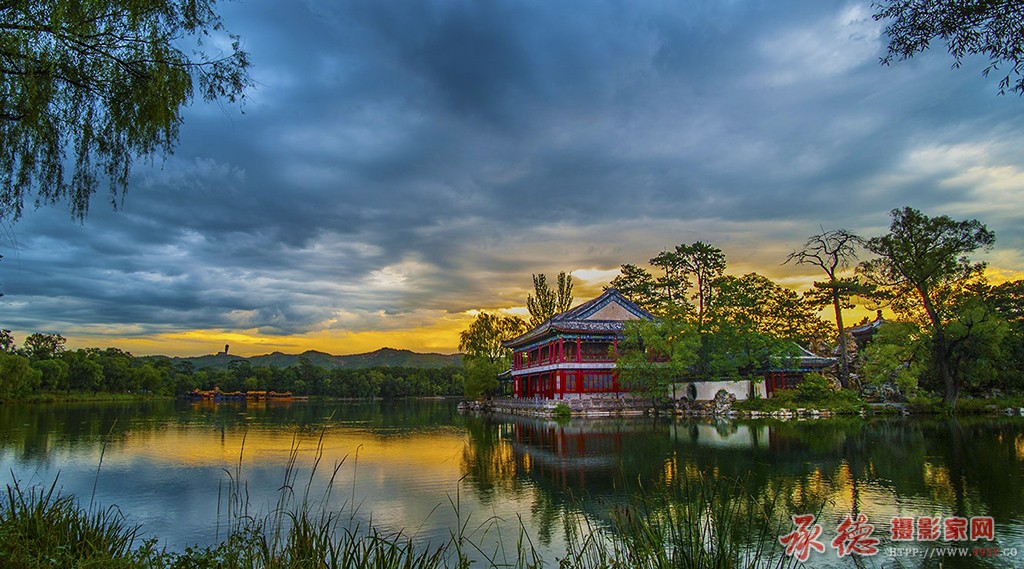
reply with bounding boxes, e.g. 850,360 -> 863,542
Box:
672,420 -> 772,449
461,412 -> 1024,567
0,401 -> 1022,567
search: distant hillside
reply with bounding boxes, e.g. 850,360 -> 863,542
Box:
171,347 -> 462,371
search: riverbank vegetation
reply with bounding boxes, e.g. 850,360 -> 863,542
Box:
0,335 -> 465,401
611,207 -> 1023,410
733,374 -> 868,415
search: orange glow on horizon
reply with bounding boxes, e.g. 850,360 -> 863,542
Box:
76,317 -> 477,358
55,265 -> 1024,358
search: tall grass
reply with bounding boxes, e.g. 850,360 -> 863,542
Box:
1,435 -> 801,569
596,475 -> 797,569
0,477 -> 156,568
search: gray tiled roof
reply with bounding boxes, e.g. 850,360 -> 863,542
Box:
503,289 -> 654,349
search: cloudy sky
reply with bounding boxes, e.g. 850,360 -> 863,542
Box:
3,0 -> 1023,357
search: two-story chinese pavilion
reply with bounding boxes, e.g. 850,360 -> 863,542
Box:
502,288 -> 655,399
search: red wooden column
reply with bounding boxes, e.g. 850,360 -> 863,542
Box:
576,338 -> 582,363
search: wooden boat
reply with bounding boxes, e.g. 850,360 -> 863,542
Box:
186,388 -> 293,402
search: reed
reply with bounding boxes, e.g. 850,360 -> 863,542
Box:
0,477 -> 151,568
598,474 -> 797,569
1,433 -> 801,568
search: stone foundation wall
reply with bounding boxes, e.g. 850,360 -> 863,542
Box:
463,394 -> 649,417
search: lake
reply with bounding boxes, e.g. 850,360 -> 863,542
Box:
0,398 -> 1022,567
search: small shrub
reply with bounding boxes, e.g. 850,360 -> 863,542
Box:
734,376 -> 866,415
794,373 -> 832,403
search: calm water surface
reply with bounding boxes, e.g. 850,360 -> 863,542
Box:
1,399 -> 1022,568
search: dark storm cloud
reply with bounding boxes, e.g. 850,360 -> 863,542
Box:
3,0 -> 1023,352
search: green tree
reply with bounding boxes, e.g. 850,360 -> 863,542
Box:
225,359 -> 251,391
174,360 -> 195,378
90,347 -> 133,391
793,373 -> 833,403
458,312 -> 527,398
874,0 -> 1024,96
463,358 -> 508,400
616,316 -> 699,399
30,358 -> 69,391
613,247 -> 826,383
859,206 -> 996,405
941,288 -> 1008,395
860,321 -> 926,394
989,279 -> 1024,323
22,332 -> 66,360
609,263 -> 660,313
0,0 -> 252,220
0,329 -> 16,353
133,363 -> 166,394
173,367 -> 198,394
292,357 -> 326,394
650,249 -> 691,313
526,272 -> 573,326
710,273 -> 832,347
704,273 -> 822,379
613,242 -> 726,318
674,241 -> 727,329
786,228 -> 872,387
459,313 -> 528,364
61,349 -> 103,391
987,279 -> 1024,385
0,351 -> 41,399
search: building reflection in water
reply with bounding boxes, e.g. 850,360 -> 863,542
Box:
461,414 -> 775,514
669,421 -> 771,450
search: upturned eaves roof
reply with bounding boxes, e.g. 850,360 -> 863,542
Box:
502,288 -> 654,349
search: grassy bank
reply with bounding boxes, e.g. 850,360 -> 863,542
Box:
734,392 -> 1024,416
733,380 -> 867,415
732,373 -> 1024,416
904,394 -> 1024,415
11,392 -> 175,404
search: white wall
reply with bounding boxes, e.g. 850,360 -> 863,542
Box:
668,380 -> 767,401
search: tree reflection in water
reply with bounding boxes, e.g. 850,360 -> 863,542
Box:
461,411 -> 1024,565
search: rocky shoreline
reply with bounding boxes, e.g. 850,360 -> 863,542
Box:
460,392 -> 1024,420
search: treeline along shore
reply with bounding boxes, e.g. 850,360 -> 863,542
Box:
0,337 -> 466,400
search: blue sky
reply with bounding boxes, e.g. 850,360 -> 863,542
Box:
3,0 -> 1022,356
